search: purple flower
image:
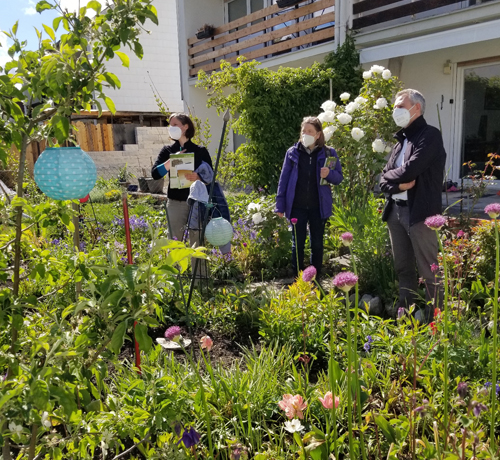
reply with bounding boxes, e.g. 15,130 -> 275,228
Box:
291,218 -> 298,225
341,232 -> 353,247
243,242 -> 247,247
165,326 -> 182,342
397,307 -> 405,319
430,263 -> 439,274
332,272 -> 358,293
457,382 -> 468,399
485,382 -> 492,389
363,342 -> 371,352
473,402 -> 488,417
302,266 -> 317,282
425,214 -> 447,230
485,203 -> 500,219
457,230 -> 465,238
177,427 -> 201,448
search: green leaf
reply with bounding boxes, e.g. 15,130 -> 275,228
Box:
110,321 -> 128,354
134,323 -> 152,353
51,115 -> 70,143
53,17 -> 63,31
103,72 -> 121,89
0,384 -> 25,410
102,290 -> 124,308
115,51 -> 130,68
375,415 -> 396,444
36,0 -> 53,13
12,21 -> 18,36
143,6 -> 158,25
42,24 -> 56,41
51,386 -> 77,417
133,42 -> 143,59
104,96 -> 116,115
86,399 -> 103,413
86,0 -> 102,14
31,379 -> 50,410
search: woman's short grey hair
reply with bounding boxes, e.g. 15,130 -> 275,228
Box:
396,89 -> 426,115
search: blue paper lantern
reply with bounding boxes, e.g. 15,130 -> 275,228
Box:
34,146 -> 97,200
205,217 -> 233,247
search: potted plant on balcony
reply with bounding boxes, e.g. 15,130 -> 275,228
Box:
277,0 -> 302,8
196,24 -> 215,40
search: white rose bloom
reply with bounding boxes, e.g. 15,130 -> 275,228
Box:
323,125 -> 337,142
355,96 -> 367,105
337,113 -> 352,125
247,202 -> 261,213
382,69 -> 392,80
363,71 -> 372,80
351,127 -> 365,142
385,145 -> 392,153
370,64 -> 385,75
345,102 -> 359,114
284,419 -> 304,433
252,212 -> 264,225
41,412 -> 51,428
340,92 -> 350,102
372,139 -> 386,153
374,97 -> 388,109
321,100 -> 336,112
318,111 -> 335,123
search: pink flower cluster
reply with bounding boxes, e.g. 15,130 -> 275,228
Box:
332,271 -> 358,292
165,326 -> 181,342
302,266 -> 317,282
485,203 -> 500,219
341,232 -> 353,246
278,394 -> 307,419
424,214 -> 447,230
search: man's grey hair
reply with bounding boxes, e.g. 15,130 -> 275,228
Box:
396,89 -> 426,115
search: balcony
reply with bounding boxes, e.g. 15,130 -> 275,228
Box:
187,0 -> 335,77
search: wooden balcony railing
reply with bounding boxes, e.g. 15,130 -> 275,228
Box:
353,0 -> 497,30
187,0 -> 334,77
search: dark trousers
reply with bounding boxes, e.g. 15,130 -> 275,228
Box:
290,207 -> 326,278
387,204 -> 443,322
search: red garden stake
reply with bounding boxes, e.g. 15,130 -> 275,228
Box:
122,192 -> 141,374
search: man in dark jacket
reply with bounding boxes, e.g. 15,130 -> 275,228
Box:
380,89 -> 446,323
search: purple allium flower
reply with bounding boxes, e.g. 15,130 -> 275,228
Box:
457,382 -> 468,399
332,272 -> 358,293
363,342 -> 371,352
457,230 -> 465,238
414,405 -> 426,414
291,218 -> 298,225
430,263 -> 439,274
473,402 -> 488,417
485,203 -> 500,219
176,427 -> 201,448
425,214 -> 447,230
165,326 -> 182,342
302,266 -> 317,282
243,242 -> 247,247
341,232 -> 353,246
397,307 -> 405,319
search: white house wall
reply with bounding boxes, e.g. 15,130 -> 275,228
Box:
103,0 -> 184,113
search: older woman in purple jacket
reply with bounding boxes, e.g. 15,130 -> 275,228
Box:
275,116 -> 343,278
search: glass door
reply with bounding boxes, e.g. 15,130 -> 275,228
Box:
461,62 -> 500,178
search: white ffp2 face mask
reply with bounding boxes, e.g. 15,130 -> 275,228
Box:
392,104 -> 416,128
301,134 -> 316,148
168,126 -> 183,140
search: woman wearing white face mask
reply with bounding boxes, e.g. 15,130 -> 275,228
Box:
152,113 -> 213,242
275,116 -> 343,278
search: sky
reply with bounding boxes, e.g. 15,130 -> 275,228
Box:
0,0 -> 101,68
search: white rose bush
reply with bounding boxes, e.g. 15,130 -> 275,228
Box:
317,64 -> 402,206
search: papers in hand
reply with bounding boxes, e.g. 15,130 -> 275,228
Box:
169,152 -> 195,189
320,156 -> 337,185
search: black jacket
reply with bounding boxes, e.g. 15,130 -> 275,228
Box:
379,116 -> 446,226
151,139 -> 213,201
292,143 -> 320,210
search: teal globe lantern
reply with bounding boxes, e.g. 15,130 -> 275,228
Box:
34,146 -> 97,200
205,217 -> 233,247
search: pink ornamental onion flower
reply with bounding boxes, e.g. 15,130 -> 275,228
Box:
332,272 -> 358,293
430,263 -> 439,275
319,391 -> 340,410
424,214 -> 447,230
278,394 -> 307,420
165,326 -> 182,342
485,203 -> 500,219
200,335 -> 213,351
457,230 -> 465,238
341,232 -> 353,246
291,218 -> 298,225
302,266 -> 317,282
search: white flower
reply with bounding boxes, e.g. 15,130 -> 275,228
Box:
363,71 -> 372,80
382,69 -> 392,80
370,64 -> 385,75
9,422 -> 23,436
336,113 -> 352,125
252,212 -> 264,225
372,139 -> 386,153
321,100 -> 336,112
247,202 -> 261,213
284,419 -> 304,433
385,145 -> 392,153
340,92 -> 350,102
355,96 -> 367,105
351,127 -> 365,142
41,412 -> 51,428
318,111 -> 335,124
374,97 -> 388,109
345,102 -> 359,114
323,125 -> 337,142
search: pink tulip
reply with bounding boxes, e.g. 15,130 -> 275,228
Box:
200,335 -> 213,351
278,394 -> 307,420
319,391 -> 339,410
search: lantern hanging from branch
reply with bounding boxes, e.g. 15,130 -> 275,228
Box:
34,146 -> 97,200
